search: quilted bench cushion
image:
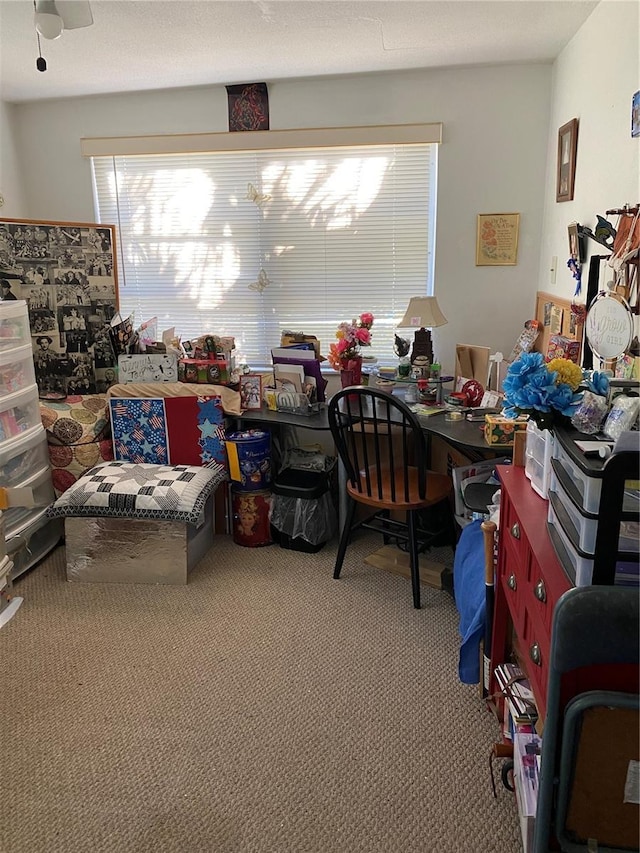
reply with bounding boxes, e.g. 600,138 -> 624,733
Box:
46,460 -> 226,526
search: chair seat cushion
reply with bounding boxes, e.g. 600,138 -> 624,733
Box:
46,460 -> 226,525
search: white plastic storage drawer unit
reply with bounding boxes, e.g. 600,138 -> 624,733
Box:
524,421 -> 554,499
547,498 -> 598,586
0,424 -> 50,488
551,433 -> 603,514
0,344 -> 37,399
6,508 -> 63,581
2,464 -> 56,536
0,300 -> 31,352
0,384 -> 41,446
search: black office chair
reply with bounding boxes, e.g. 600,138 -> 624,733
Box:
533,585 -> 639,853
328,386 -> 455,609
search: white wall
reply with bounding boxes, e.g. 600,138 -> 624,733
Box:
537,0 -> 639,306
2,63 -> 552,376
0,100 -> 27,217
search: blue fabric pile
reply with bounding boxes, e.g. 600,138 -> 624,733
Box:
453,519 -> 487,684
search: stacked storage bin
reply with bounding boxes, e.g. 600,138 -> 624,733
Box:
0,301 -> 62,579
524,420 -> 554,499
546,426 -> 639,587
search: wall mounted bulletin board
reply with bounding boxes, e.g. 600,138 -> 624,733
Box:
0,218 -> 119,397
476,213 -> 520,266
533,290 -> 584,362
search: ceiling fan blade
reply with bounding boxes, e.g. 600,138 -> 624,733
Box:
54,0 -> 93,30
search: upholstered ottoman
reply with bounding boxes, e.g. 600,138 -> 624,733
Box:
46,460 -> 227,585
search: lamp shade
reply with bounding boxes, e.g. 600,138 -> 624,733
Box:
397,296 -> 447,330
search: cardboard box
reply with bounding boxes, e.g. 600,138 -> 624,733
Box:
280,332 -> 322,359
455,344 -> 490,388
179,358 -> 229,384
484,414 -> 529,446
546,335 -> 580,364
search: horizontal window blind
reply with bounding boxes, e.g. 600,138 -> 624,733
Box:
91,142 -> 437,366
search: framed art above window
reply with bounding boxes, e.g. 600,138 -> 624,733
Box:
556,119 -> 579,203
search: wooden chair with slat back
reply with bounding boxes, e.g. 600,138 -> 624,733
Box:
328,386 -> 455,609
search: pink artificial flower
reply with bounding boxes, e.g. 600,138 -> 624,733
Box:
359,312 -> 374,327
355,327 -> 371,344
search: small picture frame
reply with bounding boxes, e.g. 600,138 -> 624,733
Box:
239,373 -> 263,410
475,212 -> 520,266
556,119 -> 579,202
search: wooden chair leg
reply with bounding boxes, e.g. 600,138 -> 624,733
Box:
334,496 -> 357,579
407,509 -> 421,609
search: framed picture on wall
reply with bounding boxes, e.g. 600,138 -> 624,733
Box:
0,217 -> 119,396
475,213 -> 520,266
556,119 -> 579,202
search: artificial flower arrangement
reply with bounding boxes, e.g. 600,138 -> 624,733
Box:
502,351 -> 609,431
327,312 -> 375,371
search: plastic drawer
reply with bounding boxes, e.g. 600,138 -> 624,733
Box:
6,509 -> 63,581
547,500 -> 595,586
552,439 -> 602,514
3,465 -> 55,536
0,424 -> 50,488
524,421 -> 554,499
0,301 -> 31,351
549,470 -> 599,554
0,344 -> 37,399
0,384 -> 41,447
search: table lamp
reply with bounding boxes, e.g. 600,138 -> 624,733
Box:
397,296 -> 448,366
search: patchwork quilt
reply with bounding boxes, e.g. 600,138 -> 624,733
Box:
46,460 -> 227,525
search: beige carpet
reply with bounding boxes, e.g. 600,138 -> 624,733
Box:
1,533 -> 521,853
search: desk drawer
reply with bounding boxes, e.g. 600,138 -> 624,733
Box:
502,495 -> 530,566
520,609 -> 550,714
528,552 -> 571,635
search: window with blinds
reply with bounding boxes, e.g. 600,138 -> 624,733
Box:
91,143 -> 437,366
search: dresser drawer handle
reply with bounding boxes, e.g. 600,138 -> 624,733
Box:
510,522 -> 520,539
529,642 -> 542,667
507,574 -> 517,591
534,579 -> 546,603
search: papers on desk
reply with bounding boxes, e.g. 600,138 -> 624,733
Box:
271,345 -> 317,361
409,404 -> 447,419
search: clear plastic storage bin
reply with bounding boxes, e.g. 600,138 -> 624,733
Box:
0,384 -> 41,447
0,344 -> 37,399
3,464 -> 56,536
6,509 -> 63,580
524,421 -> 554,499
0,424 -> 49,488
0,300 -> 31,351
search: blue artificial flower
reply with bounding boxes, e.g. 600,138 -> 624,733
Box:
583,370 -> 610,397
502,351 -> 584,422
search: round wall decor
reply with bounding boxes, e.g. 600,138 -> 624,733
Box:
585,291 -> 634,361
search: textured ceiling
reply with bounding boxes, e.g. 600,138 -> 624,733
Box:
0,0 -> 600,104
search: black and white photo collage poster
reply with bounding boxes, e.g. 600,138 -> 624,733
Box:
0,221 -> 119,397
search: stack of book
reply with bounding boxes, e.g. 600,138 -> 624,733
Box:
494,662 -> 538,726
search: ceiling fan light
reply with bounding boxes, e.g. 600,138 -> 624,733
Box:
35,11 -> 64,40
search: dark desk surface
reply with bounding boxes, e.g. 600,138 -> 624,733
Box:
234,405 -> 511,457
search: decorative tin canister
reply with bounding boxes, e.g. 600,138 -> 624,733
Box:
231,486 -> 273,547
225,429 -> 271,490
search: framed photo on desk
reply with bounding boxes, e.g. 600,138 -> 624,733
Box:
239,374 -> 262,410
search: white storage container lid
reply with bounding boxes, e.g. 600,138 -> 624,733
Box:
0,423 -> 46,466
0,383 -> 39,414
0,343 -> 34,367
0,300 -> 29,320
